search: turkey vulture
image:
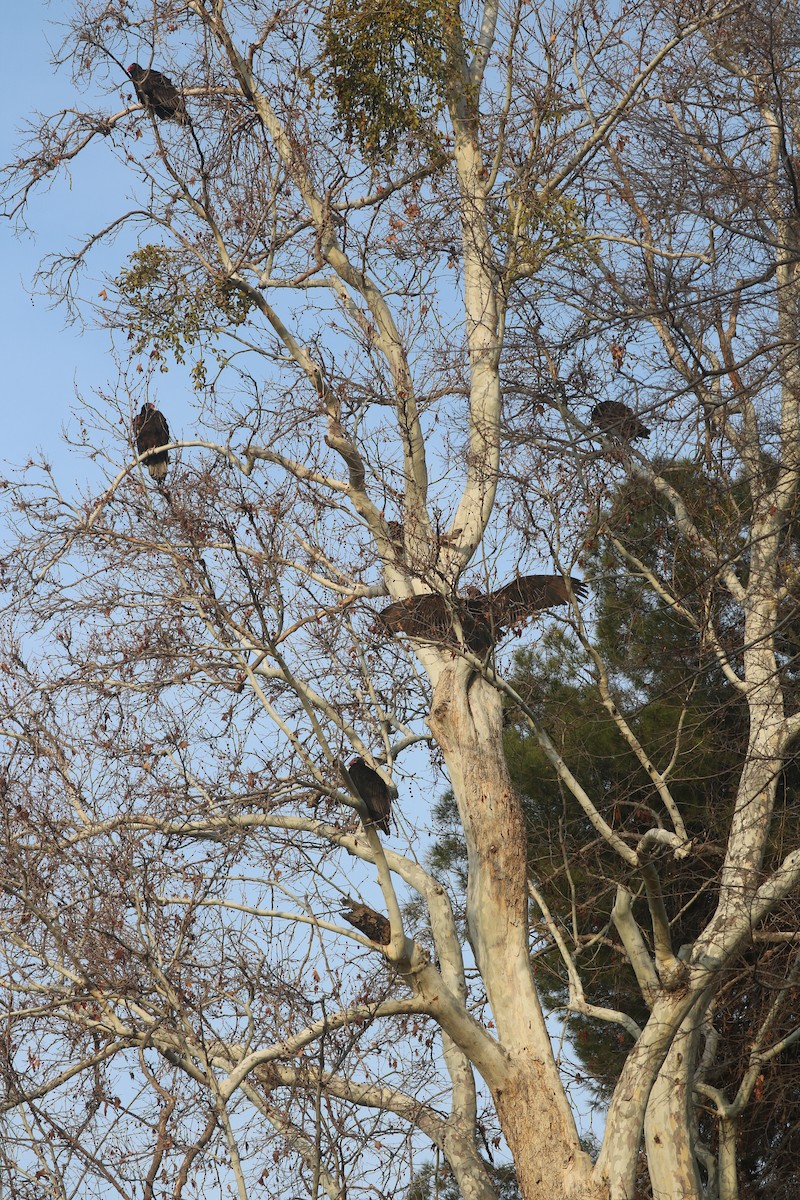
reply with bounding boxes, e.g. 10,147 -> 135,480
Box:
386,519 -> 405,556
341,900 -> 391,944
378,575 -> 586,652
378,593 -> 493,652
383,519 -> 407,565
133,403 -> 170,480
591,400 -> 650,441
345,757 -> 392,834
127,63 -> 190,125
482,575 -> 587,629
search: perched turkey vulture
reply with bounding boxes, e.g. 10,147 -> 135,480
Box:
378,574 -> 586,652
345,757 -> 392,834
386,519 -> 405,556
591,400 -> 650,441
133,403 -> 171,481
341,900 -> 391,944
383,519 -> 407,566
127,63 -> 190,125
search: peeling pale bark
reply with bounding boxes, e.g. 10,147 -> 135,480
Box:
597,991 -> 701,1200
428,659 -> 595,1200
442,1125 -> 502,1200
644,1017 -> 704,1200
718,1118 -> 739,1200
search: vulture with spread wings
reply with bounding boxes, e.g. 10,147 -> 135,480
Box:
378,575 -> 586,653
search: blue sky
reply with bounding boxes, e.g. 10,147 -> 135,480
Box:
2,3 -> 133,468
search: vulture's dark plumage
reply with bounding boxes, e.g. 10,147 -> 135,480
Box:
341,900 -> 391,944
485,575 -> 586,627
379,593 -> 493,651
133,403 -> 171,480
378,575 -> 586,652
345,757 -> 392,834
591,400 -> 650,441
386,520 -> 405,555
127,63 -> 190,124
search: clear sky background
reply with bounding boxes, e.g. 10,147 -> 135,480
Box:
5,5 -> 79,461
2,2 -> 143,470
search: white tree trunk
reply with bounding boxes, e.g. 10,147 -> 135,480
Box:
428,660 -> 597,1200
645,1018 -> 704,1200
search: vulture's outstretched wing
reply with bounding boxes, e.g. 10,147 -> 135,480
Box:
485,574 -> 587,630
345,758 -> 392,834
378,595 -> 451,640
379,576 -> 585,650
591,400 -> 650,441
127,64 -> 190,125
133,404 -> 171,480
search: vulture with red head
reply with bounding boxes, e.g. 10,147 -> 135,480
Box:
591,400 -> 650,441
133,403 -> 171,481
378,575 -> 586,653
127,63 -> 190,125
345,757 -> 392,834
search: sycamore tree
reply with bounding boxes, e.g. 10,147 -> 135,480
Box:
2,1 -> 800,1199
469,469 -> 800,1197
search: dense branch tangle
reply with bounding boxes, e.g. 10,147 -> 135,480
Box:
3,2 -> 800,1200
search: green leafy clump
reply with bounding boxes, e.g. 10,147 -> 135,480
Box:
502,192 -> 588,270
116,245 -> 256,383
321,0 -> 452,159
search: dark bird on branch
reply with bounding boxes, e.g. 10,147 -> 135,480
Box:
127,63 -> 190,125
591,400 -> 650,441
386,520 -> 405,545
341,900 -> 391,944
379,593 -> 493,652
345,757 -> 392,834
378,575 -> 586,653
133,403 -> 171,481
386,519 -> 405,558
384,519 -> 407,566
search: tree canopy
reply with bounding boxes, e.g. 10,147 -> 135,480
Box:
2,2 -> 800,1199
